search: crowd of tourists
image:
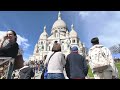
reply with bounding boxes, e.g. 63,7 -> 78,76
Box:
0,30 -> 119,79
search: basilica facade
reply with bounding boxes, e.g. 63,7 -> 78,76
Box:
29,12 -> 86,61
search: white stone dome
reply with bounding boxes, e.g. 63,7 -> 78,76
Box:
52,19 -> 67,29
69,24 -> 77,37
69,30 -> 77,37
40,26 -> 48,39
40,32 -> 48,39
51,11 -> 67,34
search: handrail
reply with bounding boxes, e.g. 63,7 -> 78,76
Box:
0,57 -> 13,66
0,57 -> 12,59
0,57 -> 15,79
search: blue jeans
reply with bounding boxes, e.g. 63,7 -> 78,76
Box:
47,73 -> 65,79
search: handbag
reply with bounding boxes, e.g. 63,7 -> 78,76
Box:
41,52 -> 55,79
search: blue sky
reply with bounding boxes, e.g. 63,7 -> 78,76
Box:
0,11 -> 120,60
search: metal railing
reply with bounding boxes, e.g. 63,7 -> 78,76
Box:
0,57 -> 15,79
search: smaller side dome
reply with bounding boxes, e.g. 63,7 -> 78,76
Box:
69,24 -> 77,37
40,26 -> 48,39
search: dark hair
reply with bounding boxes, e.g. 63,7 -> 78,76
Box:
91,37 -> 99,45
8,30 -> 17,42
52,43 -> 61,52
54,41 -> 58,43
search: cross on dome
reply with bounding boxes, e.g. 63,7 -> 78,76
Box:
71,24 -> 74,30
44,25 -> 46,32
58,11 -> 61,20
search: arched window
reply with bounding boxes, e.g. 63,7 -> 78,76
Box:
42,45 -> 44,50
49,46 -> 50,51
77,39 -> 79,43
67,44 -> 69,48
55,30 -> 58,37
41,41 -> 43,44
72,39 -> 75,43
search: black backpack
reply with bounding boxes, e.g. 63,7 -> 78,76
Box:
19,67 -> 34,79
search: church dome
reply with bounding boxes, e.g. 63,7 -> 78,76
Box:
40,32 -> 48,39
52,19 -> 67,29
40,26 -> 48,39
51,12 -> 67,34
69,24 -> 78,37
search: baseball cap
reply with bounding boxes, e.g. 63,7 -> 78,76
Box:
71,46 -> 78,52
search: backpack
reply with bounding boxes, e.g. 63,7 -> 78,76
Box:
19,67 -> 34,79
89,46 -> 109,72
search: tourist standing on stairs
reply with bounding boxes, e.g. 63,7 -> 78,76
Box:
65,46 -> 88,79
44,42 -> 66,79
88,37 -> 119,79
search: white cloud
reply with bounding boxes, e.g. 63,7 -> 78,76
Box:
0,31 -> 30,51
78,11 -> 120,48
22,52 -> 33,61
0,31 -> 7,39
79,11 -> 111,20
23,57 -> 29,61
17,35 -> 30,51
79,11 -> 90,18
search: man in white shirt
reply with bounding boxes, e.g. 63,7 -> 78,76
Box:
88,37 -> 119,79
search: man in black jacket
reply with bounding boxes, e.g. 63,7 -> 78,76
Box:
65,46 -> 88,79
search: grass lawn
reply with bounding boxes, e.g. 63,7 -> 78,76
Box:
115,62 -> 120,78
88,62 -> 120,78
88,66 -> 94,77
